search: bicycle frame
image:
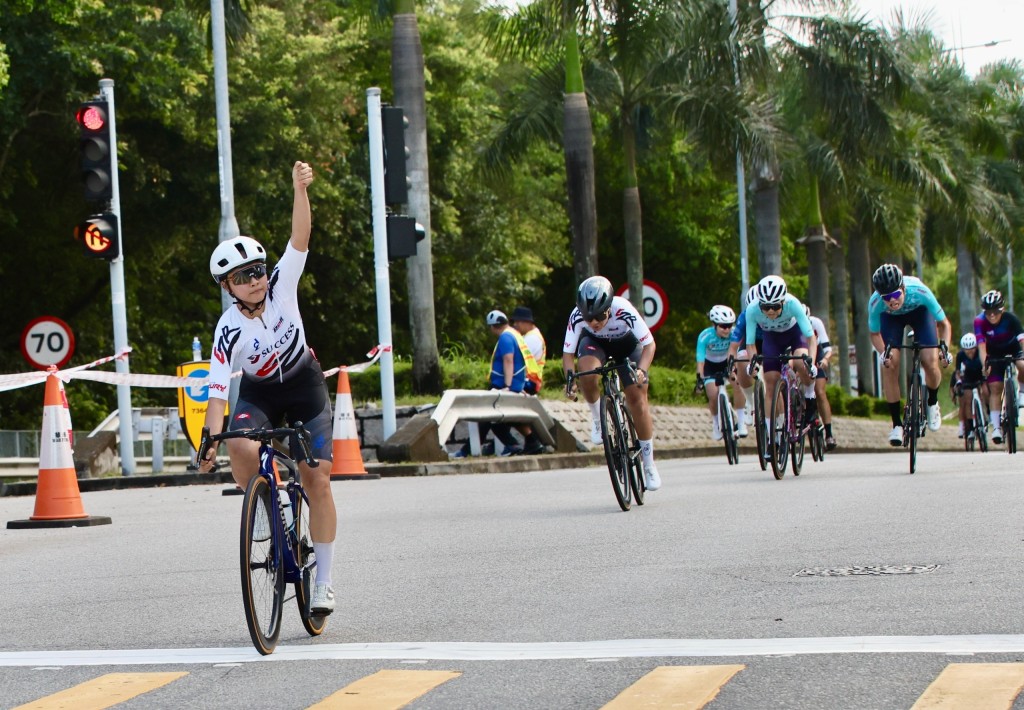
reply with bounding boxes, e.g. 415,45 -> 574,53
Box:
985,353 -> 1022,454
882,341 -> 946,474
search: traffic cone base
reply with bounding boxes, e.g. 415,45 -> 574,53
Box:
330,369 -> 378,481
8,515 -> 112,529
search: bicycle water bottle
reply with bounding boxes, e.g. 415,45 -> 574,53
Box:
192,336 -> 202,362
280,489 -> 294,532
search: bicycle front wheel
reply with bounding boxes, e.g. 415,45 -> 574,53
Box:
907,375 -> 921,474
719,391 -> 737,465
293,488 -> 327,637
770,378 -> 789,480
753,378 -> 768,471
622,405 -> 645,506
240,475 -> 285,655
601,395 -> 632,511
972,396 -> 987,453
1003,383 -> 1017,454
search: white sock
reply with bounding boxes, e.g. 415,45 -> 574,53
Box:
992,411 -> 1001,428
802,384 -> 816,398
313,541 -> 335,585
640,438 -> 654,462
741,386 -> 753,408
588,400 -> 601,421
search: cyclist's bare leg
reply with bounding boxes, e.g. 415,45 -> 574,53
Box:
300,460 -> 336,544
920,348 -> 942,389
958,389 -> 971,421
988,380 -> 1005,419
1015,359 -> 1024,391
624,384 -> 653,440
763,369 -> 781,396
576,354 -> 602,405
226,437 -> 261,489
881,349 -> 902,403
792,348 -> 812,385
814,377 -> 832,424
705,379 -> 720,417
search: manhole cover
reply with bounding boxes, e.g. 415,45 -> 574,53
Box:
794,564 -> 940,577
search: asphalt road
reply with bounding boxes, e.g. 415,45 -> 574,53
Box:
1,449 -> 1023,708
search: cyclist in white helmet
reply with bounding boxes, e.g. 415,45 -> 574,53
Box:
697,305 -> 746,440
950,333 -> 985,439
563,276 -> 661,491
198,161 -> 338,616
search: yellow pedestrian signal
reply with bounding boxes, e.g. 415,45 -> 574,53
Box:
75,214 -> 120,260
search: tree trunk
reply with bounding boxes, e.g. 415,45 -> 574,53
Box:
956,236 -> 976,336
621,119 -> 643,308
562,29 -> 598,284
848,227 -> 874,396
830,229 -> 851,393
751,160 -> 781,277
392,7 -> 442,394
804,232 -> 830,317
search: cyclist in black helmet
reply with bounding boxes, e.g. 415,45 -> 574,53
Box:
563,276 -> 660,491
868,263 -> 952,446
973,289 -> 1024,444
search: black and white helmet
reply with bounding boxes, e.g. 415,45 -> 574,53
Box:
981,290 -> 1004,310
871,263 -> 904,295
210,236 -> 266,284
756,275 -> 787,305
743,285 -> 758,310
486,309 -> 508,326
708,305 -> 736,325
576,276 -> 615,320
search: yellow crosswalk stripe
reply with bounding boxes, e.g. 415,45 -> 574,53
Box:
11,672 -> 188,710
912,663 -> 1024,709
600,664 -> 745,709
308,669 -> 462,709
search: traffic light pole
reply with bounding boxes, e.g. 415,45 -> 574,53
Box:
367,88 -> 397,439
98,78 -> 136,475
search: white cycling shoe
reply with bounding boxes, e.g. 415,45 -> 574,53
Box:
590,420 -> 603,445
643,461 -> 661,491
926,403 -> 941,432
888,425 -> 904,447
311,583 -> 336,614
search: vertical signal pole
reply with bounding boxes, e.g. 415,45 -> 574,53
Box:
367,88 -> 397,439
98,78 -> 136,475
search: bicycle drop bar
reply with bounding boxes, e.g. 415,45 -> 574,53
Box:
197,423 -> 319,468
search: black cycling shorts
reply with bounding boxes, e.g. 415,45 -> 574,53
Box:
576,333 -> 644,387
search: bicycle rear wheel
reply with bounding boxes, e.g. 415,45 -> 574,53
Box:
601,395 -> 631,511
622,405 -> 645,506
240,475 -> 284,655
1003,383 -> 1017,454
907,374 -> 920,474
292,487 -> 327,637
790,387 -> 804,476
972,396 -> 987,453
770,378 -> 789,480
753,378 -> 768,471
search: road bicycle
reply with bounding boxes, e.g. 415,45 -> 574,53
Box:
697,365 -> 740,465
766,352 -> 815,480
567,360 -> 645,511
198,424 -> 327,655
738,357 -> 770,471
953,381 -> 988,452
807,409 -> 827,463
984,353 -> 1023,454
882,341 -> 947,474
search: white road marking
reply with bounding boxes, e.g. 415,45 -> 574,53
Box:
3,636 -> 1024,667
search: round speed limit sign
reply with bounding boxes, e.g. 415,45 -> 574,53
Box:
20,316 -> 75,370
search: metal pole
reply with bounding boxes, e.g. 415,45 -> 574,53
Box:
211,0 -> 240,313
728,0 -> 749,295
367,88 -> 397,438
1008,245 -> 1014,312
915,225 -> 923,279
98,78 -> 136,475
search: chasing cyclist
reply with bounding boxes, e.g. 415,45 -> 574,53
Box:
868,263 -> 952,446
728,285 -> 760,429
973,289 -> 1024,444
197,161 -> 337,615
951,333 -> 985,439
804,304 -> 837,451
697,305 -> 747,440
563,276 -> 660,491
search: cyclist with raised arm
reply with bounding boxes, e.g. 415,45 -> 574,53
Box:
951,333 -> 985,439
742,276 -> 818,417
697,305 -> 747,440
973,290 -> 1024,444
804,304 -> 837,450
197,161 -> 337,615
868,263 -> 952,446
563,276 -> 660,491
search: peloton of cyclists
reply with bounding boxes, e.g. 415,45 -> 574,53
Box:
868,263 -> 952,446
973,289 -> 1024,444
804,304 -> 837,451
563,276 -> 661,491
950,333 -> 986,440
697,305 -> 747,440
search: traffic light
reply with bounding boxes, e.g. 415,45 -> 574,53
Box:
75,100 -> 113,202
75,213 -> 120,260
387,215 -> 425,260
381,105 -> 410,205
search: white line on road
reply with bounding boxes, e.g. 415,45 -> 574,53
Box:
3,636 -> 1024,666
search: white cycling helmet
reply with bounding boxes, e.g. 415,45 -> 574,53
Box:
486,309 -> 508,326
960,333 -> 977,349
210,236 -> 267,284
743,285 -> 758,309
803,304 -> 811,318
708,305 -> 735,325
756,275 -> 787,305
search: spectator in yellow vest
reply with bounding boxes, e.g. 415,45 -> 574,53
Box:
511,306 -> 546,394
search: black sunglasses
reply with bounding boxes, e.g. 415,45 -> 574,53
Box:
586,311 -> 610,323
227,264 -> 267,285
759,302 -> 783,312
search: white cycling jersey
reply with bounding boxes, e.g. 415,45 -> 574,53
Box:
207,243 -> 316,400
562,296 -> 653,354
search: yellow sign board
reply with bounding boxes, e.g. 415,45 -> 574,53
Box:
176,361 -> 227,453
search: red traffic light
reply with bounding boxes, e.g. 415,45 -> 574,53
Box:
75,214 -> 120,260
76,103 -> 107,132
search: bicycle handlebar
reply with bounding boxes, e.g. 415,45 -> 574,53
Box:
197,423 -> 320,469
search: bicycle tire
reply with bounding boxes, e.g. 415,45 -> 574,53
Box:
907,370 -> 920,474
719,391 -> 736,465
754,377 -> 768,471
727,405 -> 739,464
813,424 -> 825,462
601,394 -> 631,511
972,395 -> 987,453
240,475 -> 284,655
1004,381 -> 1017,454
293,488 -> 327,637
770,378 -> 789,479
790,382 -> 805,476
622,405 -> 645,506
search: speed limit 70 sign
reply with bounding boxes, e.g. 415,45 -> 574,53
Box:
20,316 -> 75,370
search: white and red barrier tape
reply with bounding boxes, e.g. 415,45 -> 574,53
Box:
0,345 -> 390,393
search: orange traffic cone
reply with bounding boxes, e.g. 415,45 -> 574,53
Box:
7,371 -> 112,529
330,368 -> 379,480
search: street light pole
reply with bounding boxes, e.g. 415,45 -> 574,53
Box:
728,0 -> 750,299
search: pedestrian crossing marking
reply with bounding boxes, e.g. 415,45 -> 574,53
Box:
10,671 -> 188,710
911,663 -> 1024,709
307,669 -> 461,709
601,665 -> 745,709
